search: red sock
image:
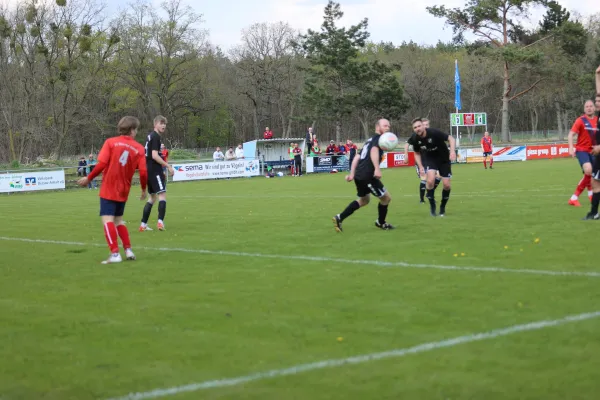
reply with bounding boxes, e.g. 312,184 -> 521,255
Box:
117,224 -> 131,250
574,176 -> 588,196
103,222 -> 119,254
584,174 -> 592,191
490,158 -> 493,167
483,160 -> 487,168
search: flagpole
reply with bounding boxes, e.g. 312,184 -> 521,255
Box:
454,59 -> 461,150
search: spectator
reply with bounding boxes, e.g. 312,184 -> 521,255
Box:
338,141 -> 347,155
265,163 -> 275,178
313,135 -> 318,148
225,146 -> 236,160
77,156 -> 87,177
326,140 -> 338,155
311,143 -> 321,156
235,144 -> 244,159
213,146 -> 224,161
87,153 -> 97,189
306,127 -> 314,155
293,143 -> 302,176
263,126 -> 273,139
347,139 -> 357,166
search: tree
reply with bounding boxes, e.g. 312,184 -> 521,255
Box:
427,0 -> 549,141
295,1 -> 408,142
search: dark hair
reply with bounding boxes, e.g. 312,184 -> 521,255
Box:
411,118 -> 422,125
117,116 -> 140,135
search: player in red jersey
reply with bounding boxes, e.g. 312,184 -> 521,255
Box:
77,116 -> 148,264
568,100 -> 597,207
481,131 -> 493,169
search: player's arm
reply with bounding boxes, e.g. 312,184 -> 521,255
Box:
346,151 -> 360,181
568,130 -> 577,157
448,135 -> 456,161
480,139 -> 485,153
137,153 -> 148,200
404,142 -> 410,160
414,151 -> 423,172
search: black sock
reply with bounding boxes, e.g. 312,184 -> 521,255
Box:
440,189 -> 451,211
141,202 -> 153,224
340,200 -> 360,221
158,200 -> 166,221
591,192 -> 600,215
434,177 -> 441,189
419,181 -> 426,201
378,203 -> 388,224
426,188 -> 436,212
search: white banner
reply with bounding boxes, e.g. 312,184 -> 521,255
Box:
172,160 -> 260,181
0,170 -> 65,193
463,146 -> 527,163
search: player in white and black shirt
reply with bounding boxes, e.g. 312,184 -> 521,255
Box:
584,67 -> 600,220
408,118 -> 456,217
139,115 -> 174,231
332,119 -> 394,232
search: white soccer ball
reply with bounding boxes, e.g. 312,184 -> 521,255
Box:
378,132 -> 398,151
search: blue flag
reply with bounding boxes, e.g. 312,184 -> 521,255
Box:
454,60 -> 461,111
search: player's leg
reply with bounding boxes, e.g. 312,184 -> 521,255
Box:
100,199 -> 122,264
373,181 -> 394,230
483,154 -> 487,169
417,166 -> 426,203
157,191 -> 167,230
434,171 -> 441,190
584,157 -> 600,219
489,154 -> 494,169
570,152 -> 593,206
112,200 -> 135,260
438,163 -> 452,217
425,168 -> 437,216
333,181 -> 370,232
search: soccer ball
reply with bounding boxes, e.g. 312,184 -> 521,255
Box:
378,132 -> 398,151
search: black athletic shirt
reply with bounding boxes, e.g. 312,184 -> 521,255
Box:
145,131 -> 162,170
407,128 -> 450,162
354,134 -> 383,180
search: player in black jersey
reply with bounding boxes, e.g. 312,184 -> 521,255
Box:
333,119 -> 394,232
139,115 -> 174,231
404,118 -> 441,203
407,118 -> 456,217
584,67 -> 600,220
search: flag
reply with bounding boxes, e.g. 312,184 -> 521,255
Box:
454,59 -> 461,111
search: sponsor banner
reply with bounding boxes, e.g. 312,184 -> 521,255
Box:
172,160 -> 260,181
386,152 -> 416,168
0,170 -> 65,193
464,146 -> 526,163
307,155 -> 350,173
526,144 -> 570,160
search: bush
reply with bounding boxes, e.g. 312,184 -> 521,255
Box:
10,160 -> 20,169
169,149 -> 198,160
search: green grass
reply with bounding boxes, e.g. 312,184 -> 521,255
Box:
1,158 -> 600,400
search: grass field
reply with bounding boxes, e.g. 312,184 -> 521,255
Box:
1,158 -> 600,400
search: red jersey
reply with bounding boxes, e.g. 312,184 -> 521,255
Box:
326,145 -> 338,154
88,136 -> 147,202
293,147 -> 302,157
263,130 -> 273,139
481,136 -> 493,152
571,115 -> 598,152
160,148 -> 169,163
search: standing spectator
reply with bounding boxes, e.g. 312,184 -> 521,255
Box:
288,142 -> 295,175
347,140 -> 357,167
225,146 -> 236,160
313,135 -> 319,149
293,143 -> 303,176
326,141 -> 338,155
235,144 -> 244,159
306,127 -> 314,156
263,127 -> 273,139
87,153 -> 98,189
77,156 -> 88,177
213,147 -> 224,161
311,143 -> 321,156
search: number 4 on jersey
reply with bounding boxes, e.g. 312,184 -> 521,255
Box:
119,150 -> 129,166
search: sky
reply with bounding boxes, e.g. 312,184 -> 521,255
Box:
2,0 -> 598,50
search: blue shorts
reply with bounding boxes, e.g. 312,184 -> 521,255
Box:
99,198 -> 126,217
576,151 -> 594,168
483,151 -> 492,157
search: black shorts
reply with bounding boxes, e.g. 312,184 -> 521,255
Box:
593,156 -> 600,180
423,159 -> 452,179
148,170 -> 167,195
483,151 -> 492,157
355,178 -> 387,198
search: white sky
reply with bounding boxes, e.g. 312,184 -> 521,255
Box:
1,0 -> 598,50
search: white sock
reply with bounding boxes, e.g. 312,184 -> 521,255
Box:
158,219 -> 163,224
588,190 -> 594,197
570,194 -> 578,201
141,222 -> 147,228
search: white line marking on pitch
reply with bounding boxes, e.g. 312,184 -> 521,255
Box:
1,236 -> 599,278
105,310 -> 600,400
